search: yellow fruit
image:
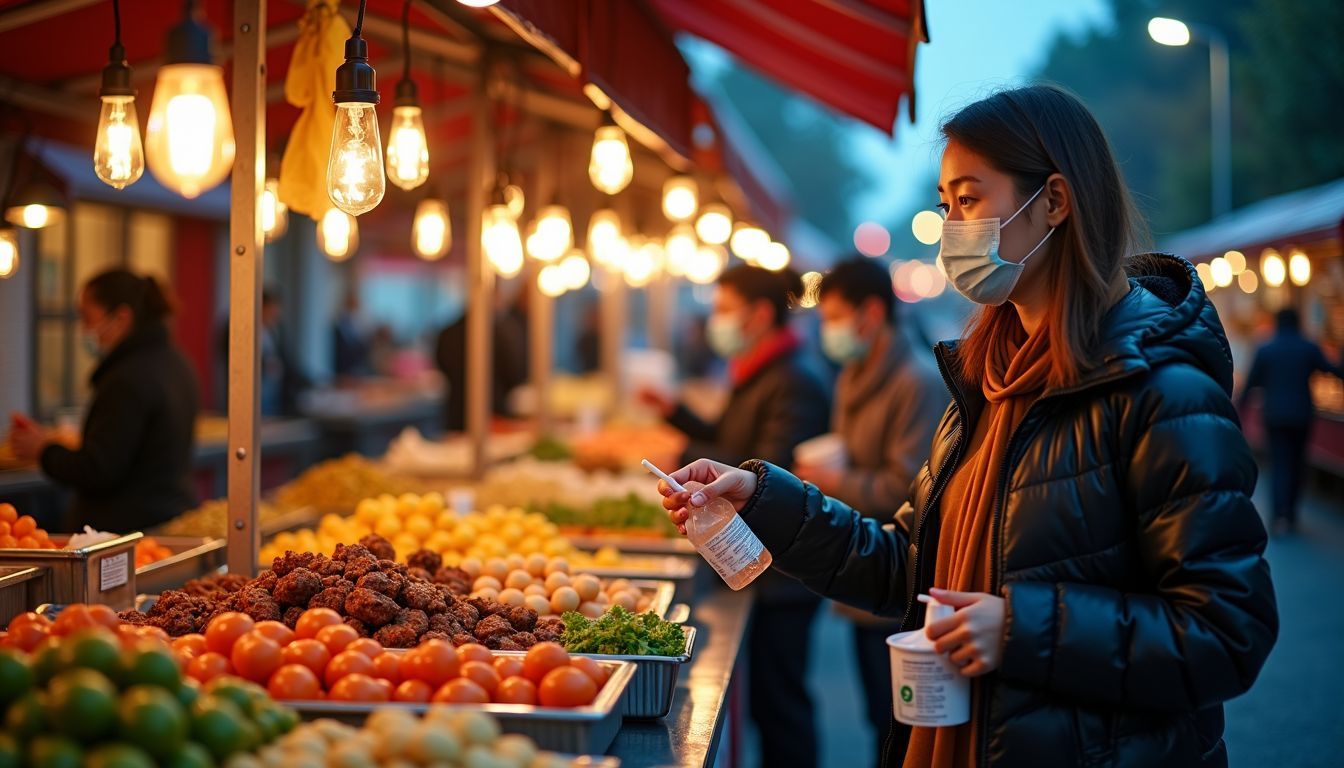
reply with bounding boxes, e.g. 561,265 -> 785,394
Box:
417,493 -> 445,516
504,570 -> 533,590
425,532 -> 454,553
354,499 -> 382,525
374,516 -> 403,539
393,534 -> 421,558
405,516 -> 434,540
434,513 -> 457,531
595,546 -> 620,566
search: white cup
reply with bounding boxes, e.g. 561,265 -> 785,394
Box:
794,433 -> 847,470
886,598 -> 971,727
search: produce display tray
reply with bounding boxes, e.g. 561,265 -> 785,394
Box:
623,579 -> 675,620
290,659 -> 636,754
567,534 -> 696,556
135,536 -> 225,594
580,555 -> 698,583
569,625 -> 697,719
0,566 -> 49,625
0,532 -> 140,608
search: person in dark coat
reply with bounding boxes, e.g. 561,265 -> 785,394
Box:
642,264 -> 831,768
9,269 -> 199,532
435,288 -> 530,431
1239,307 -> 1344,533
657,86 -> 1277,768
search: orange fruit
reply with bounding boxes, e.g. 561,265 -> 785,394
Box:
328,673 -> 387,702
186,651 -> 232,683
493,656 -> 524,680
8,611 -> 52,630
172,634 -> 209,657
432,678 -> 489,704
250,621 -> 294,646
393,679 -> 432,703
0,504 -> 16,523
0,536 -> 17,549
401,639 -> 458,687
0,522 -> 10,536
204,612 -> 254,655
323,649 -> 374,689
15,536 -> 37,549
570,656 -> 609,688
371,651 -> 401,684
230,632 -> 283,683
4,620 -> 48,652
346,638 -> 382,658
294,609 -> 343,640
456,643 -> 493,665
11,516 -> 35,538
51,605 -> 99,637
522,642 -> 570,684
495,676 -> 538,705
266,664 -> 322,700
314,624 -> 359,656
374,677 -> 394,700
87,604 -> 120,630
280,638 -> 330,678
537,666 -> 597,707
459,660 -> 500,697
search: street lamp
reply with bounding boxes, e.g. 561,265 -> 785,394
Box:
1148,16 -> 1231,217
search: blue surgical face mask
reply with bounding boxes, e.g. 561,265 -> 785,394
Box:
81,317 -> 111,359
706,312 -> 747,359
937,185 -> 1055,306
820,320 -> 869,365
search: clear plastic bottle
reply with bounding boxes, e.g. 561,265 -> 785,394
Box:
682,480 -> 772,590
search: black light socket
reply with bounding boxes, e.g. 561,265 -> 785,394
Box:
394,77 -> 419,108
164,9 -> 213,65
99,43 -> 135,98
333,37 -> 379,105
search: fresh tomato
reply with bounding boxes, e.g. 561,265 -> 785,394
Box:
267,664 -> 322,700
537,666 -> 598,707
186,651 -> 232,683
204,612 -> 255,655
328,673 -> 388,702
324,649 -> 374,689
401,639 -> 458,687
521,642 -> 570,684
393,679 -> 433,703
431,678 -> 489,704
455,643 -> 493,665
230,632 -> 283,683
494,676 -> 538,705
251,621 -> 295,646
280,638 -> 331,678
294,608 -> 343,640
314,624 -> 359,656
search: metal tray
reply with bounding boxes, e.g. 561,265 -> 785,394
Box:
135,537 -> 226,594
579,555 -> 698,583
289,659 -> 636,755
567,625 -> 696,719
0,566 -> 49,625
0,532 -> 140,608
567,534 -> 696,556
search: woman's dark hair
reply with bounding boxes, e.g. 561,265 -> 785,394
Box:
942,84 -> 1145,387
819,256 -> 895,319
718,264 -> 803,328
84,269 -> 175,328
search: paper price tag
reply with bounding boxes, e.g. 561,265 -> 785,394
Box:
99,552 -> 129,592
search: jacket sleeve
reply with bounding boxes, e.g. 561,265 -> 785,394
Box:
831,370 -> 942,513
999,364 -> 1278,713
737,461 -> 914,617
667,403 -> 719,444
40,375 -> 151,494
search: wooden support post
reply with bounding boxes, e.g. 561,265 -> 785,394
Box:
466,68 -> 494,478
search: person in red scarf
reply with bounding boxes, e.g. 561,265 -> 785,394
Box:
642,264 -> 831,768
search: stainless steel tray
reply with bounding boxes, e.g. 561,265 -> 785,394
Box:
567,625 -> 696,719
0,566 -> 49,625
289,659 -> 636,754
0,532 -> 141,608
567,534 -> 696,556
135,537 -> 226,594
580,555 -> 697,583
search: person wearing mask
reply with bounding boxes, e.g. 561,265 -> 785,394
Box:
657,85 -> 1277,767
795,256 -> 944,759
641,264 -> 830,768
1238,307 -> 1344,534
9,269 -> 199,532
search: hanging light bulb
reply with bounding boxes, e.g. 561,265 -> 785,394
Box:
483,195 -> 524,278
1261,249 -> 1286,288
662,175 -> 698,222
589,113 -> 633,194
412,196 -> 452,261
385,2 -> 428,191
665,224 -> 697,277
327,2 -> 385,215
318,208 -> 359,262
559,250 -> 591,290
0,226 -> 19,279
94,1 -> 143,190
503,182 -> 525,219
526,205 -> 572,262
587,209 -> 623,266
261,178 -> 288,242
624,240 -> 664,288
757,241 -> 791,272
1288,250 -> 1311,286
145,0 -> 234,199
538,264 -> 568,298
456,0 -> 500,6
729,222 -> 768,262
695,203 -> 732,245
4,181 -> 66,230
686,245 -> 726,285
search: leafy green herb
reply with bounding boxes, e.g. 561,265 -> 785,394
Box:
560,606 -> 686,656
536,494 -> 679,536
530,435 -> 573,462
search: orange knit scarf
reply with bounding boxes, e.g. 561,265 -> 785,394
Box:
903,323 -> 1050,768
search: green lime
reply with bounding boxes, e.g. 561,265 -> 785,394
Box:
121,644 -> 182,691
45,668 -> 118,742
83,743 -> 155,768
30,639 -> 64,685
191,697 -> 253,761
0,648 -> 33,708
271,705 -> 299,735
251,706 -> 287,744
26,735 -> 82,768
163,743 -> 215,768
0,733 -> 21,768
203,678 -> 263,717
5,690 -> 46,740
177,678 -> 201,709
58,630 -> 123,679
118,685 -> 189,758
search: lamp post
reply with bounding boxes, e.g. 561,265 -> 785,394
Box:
1148,16 -> 1231,217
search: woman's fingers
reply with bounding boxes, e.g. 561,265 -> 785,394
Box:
959,660 -> 990,678
932,627 -> 971,655
924,611 -> 963,640
948,642 -> 979,666
928,587 -> 981,608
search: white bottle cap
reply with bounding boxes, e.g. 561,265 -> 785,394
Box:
893,594 -> 951,650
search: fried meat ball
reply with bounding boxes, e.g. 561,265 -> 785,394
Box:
406,548 -> 442,574
274,567 -> 323,607
357,533 -> 396,562
344,587 -> 400,626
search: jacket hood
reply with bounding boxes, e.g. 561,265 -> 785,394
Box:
1086,252 -> 1236,395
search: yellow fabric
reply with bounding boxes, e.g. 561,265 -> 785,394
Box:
278,0 -> 349,219
903,322 -> 1050,768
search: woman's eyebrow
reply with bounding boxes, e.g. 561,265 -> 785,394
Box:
936,175 -> 981,193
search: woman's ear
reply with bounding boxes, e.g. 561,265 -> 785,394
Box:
1044,172 -> 1071,227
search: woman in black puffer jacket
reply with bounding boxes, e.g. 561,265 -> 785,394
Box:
658,86 -> 1277,768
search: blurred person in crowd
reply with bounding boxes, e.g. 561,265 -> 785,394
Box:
1239,307 -> 1344,534
216,288 -> 308,417
576,301 -> 601,374
435,286 -> 530,430
368,324 -> 398,377
9,269 -> 199,531
675,313 -> 717,380
332,290 -> 371,378
658,86 -> 1276,768
797,256 -> 944,758
641,264 -> 830,768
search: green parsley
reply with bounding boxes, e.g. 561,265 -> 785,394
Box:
560,606 -> 687,656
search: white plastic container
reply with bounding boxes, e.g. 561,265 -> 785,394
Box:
642,459 -> 771,591
886,596 -> 971,726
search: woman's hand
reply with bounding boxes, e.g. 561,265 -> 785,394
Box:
656,458 -> 757,535
924,588 -> 1006,678
7,413 -> 47,464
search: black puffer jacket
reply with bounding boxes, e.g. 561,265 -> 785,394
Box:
735,254 -> 1277,767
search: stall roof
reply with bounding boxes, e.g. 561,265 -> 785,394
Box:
1161,176 -> 1344,261
649,0 -> 927,134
